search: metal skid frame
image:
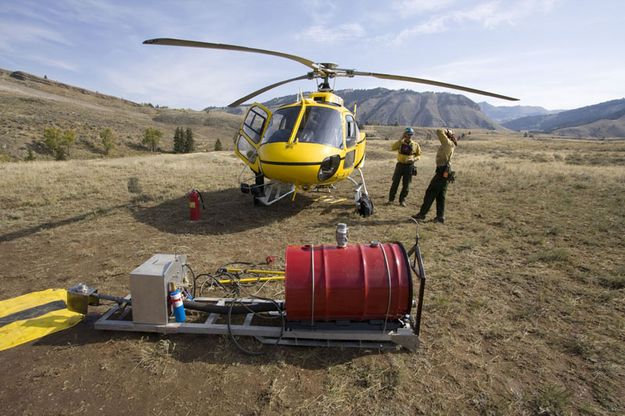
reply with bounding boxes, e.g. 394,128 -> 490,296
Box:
347,167 -> 369,202
94,297 -> 420,351
238,166 -> 295,206
253,181 -> 295,206
92,226 -> 428,352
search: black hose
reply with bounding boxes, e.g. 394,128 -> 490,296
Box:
183,299 -> 281,314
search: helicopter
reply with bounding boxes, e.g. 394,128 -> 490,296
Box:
143,38 -> 518,216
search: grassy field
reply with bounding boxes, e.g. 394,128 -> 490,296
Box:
0,133 -> 624,415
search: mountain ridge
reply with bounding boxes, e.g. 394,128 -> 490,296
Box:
502,98 -> 625,137
261,88 -> 501,129
478,101 -> 560,123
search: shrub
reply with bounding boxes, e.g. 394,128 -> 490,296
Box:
100,128 -> 116,155
25,148 -> 35,161
43,127 -> 75,160
142,127 -> 163,152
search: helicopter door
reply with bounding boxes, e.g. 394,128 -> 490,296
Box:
234,103 -> 271,172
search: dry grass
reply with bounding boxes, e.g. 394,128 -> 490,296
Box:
0,71 -> 242,160
0,134 -> 624,415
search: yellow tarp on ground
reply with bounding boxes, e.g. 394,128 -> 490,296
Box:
0,289 -> 83,352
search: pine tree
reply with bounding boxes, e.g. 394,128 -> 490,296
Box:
173,127 -> 185,153
184,127 -> 194,153
214,138 -> 223,151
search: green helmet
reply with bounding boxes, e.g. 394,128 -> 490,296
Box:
404,127 -> 414,136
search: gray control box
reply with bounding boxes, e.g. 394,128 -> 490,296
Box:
130,254 -> 186,325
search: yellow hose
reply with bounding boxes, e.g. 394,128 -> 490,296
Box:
217,276 -> 284,284
223,268 -> 285,275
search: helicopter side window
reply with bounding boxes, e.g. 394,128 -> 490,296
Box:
242,107 -> 268,144
345,115 -> 358,148
297,107 -> 343,149
262,107 -> 300,144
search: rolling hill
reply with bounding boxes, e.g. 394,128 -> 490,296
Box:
0,68 -> 242,161
502,98 -> 625,138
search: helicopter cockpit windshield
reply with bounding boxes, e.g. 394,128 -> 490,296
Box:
296,106 -> 343,149
262,106 -> 300,144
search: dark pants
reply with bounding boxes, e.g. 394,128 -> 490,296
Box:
389,162 -> 413,203
418,167 -> 449,218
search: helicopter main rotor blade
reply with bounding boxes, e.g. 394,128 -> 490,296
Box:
143,38 -> 317,71
228,74 -> 312,107
351,71 -> 519,101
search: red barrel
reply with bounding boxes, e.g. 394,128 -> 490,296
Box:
285,243 -> 412,322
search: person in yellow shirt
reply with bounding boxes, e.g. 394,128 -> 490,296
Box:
412,128 -> 458,223
387,127 -> 421,207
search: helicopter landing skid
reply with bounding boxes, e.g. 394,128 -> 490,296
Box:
252,181 -> 295,206
348,168 -> 374,217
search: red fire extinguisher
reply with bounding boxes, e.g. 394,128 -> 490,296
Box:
187,189 -> 204,221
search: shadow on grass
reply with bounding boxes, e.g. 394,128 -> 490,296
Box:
0,204 -> 128,243
34,314 -> 399,369
132,187 -> 312,236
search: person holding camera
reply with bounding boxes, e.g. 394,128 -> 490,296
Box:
387,127 -> 422,207
412,128 -> 458,223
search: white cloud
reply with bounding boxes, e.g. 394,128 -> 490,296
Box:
391,0 -> 455,16
0,21 -> 72,52
101,51 -> 319,109
394,0 -> 559,42
296,23 -> 366,43
299,0 -> 340,24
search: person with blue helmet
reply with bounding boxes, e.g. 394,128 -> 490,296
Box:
387,127 -> 421,207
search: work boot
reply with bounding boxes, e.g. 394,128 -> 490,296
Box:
399,201 -> 407,207
385,200 -> 393,205
411,213 -> 426,222
434,216 -> 445,224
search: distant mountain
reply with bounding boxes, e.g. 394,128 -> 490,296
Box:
478,102 -> 558,123
263,88 -> 500,129
503,98 -> 625,138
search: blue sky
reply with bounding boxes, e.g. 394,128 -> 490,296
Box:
1,0 -> 623,110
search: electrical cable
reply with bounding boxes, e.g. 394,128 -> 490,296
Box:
185,260 -> 286,354
226,295 -> 285,355
227,297 -> 263,356
183,264 -> 197,298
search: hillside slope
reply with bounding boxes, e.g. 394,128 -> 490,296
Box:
263,88 -> 500,129
503,98 -> 625,138
0,69 -> 241,160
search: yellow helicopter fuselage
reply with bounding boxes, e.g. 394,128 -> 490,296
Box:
234,92 -> 365,187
